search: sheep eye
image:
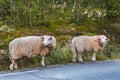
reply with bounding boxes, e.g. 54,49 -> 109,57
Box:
49,37 -> 52,40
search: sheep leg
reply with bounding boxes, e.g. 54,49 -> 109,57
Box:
14,62 -> 18,70
41,56 -> 45,66
78,53 -> 84,63
72,53 -> 77,63
92,53 -> 96,61
9,59 -> 15,71
71,47 -> 77,63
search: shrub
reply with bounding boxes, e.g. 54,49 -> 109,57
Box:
46,45 -> 71,65
102,43 -> 120,58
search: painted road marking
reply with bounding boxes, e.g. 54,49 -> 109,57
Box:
0,70 -> 39,77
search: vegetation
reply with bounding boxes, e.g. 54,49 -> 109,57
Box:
0,0 -> 120,71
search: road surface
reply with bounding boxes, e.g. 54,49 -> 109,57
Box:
0,60 -> 120,80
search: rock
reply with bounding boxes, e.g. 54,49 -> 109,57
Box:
0,25 -> 15,32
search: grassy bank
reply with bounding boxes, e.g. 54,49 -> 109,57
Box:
0,43 -> 120,71
0,23 -> 120,71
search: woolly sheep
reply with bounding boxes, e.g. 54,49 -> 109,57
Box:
71,35 -> 109,63
9,35 -> 56,70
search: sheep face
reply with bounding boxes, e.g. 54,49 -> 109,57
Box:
42,35 -> 56,46
98,35 -> 109,47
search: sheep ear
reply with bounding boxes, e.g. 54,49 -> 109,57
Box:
41,37 -> 44,42
95,37 -> 101,42
95,36 -> 104,47
107,38 -> 110,42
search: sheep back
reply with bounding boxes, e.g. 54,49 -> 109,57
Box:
71,36 -> 102,53
9,36 -> 44,59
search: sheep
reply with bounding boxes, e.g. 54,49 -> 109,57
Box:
71,35 -> 109,63
9,35 -> 56,70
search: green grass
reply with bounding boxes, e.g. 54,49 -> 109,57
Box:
0,23 -> 120,71
0,43 -> 120,71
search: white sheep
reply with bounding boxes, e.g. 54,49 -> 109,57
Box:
9,35 -> 56,70
71,35 -> 109,63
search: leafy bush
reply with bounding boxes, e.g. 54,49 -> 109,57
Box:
102,43 -> 120,58
45,45 -> 71,65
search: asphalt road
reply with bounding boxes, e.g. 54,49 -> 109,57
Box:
0,60 -> 120,80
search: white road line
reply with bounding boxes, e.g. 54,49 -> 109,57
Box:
0,70 -> 39,77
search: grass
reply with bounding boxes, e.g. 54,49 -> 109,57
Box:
0,43 -> 120,71
0,23 -> 120,71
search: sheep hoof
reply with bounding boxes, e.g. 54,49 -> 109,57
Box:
92,60 -> 96,62
10,69 -> 14,71
41,65 -> 46,67
79,61 -> 84,64
41,66 -> 46,67
72,61 -> 76,63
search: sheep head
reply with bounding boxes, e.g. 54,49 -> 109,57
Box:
95,35 -> 109,47
41,35 -> 56,48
